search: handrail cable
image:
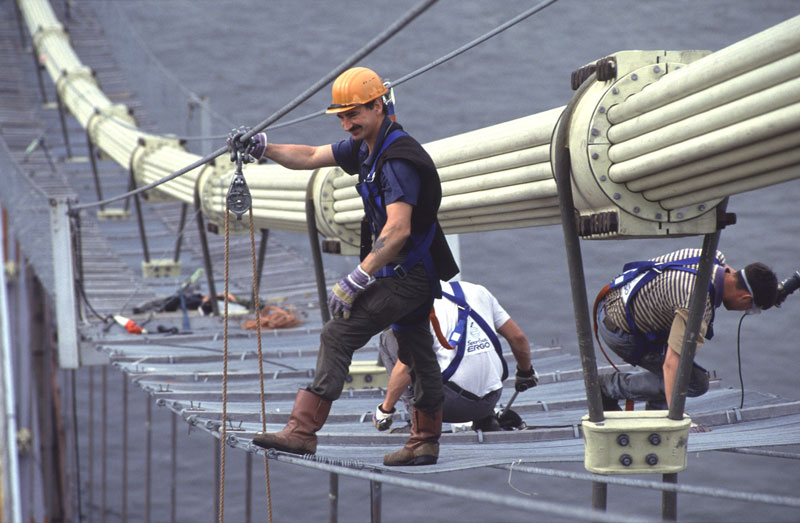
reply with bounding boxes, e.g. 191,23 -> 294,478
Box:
252,450 -> 653,523
494,462 -> 800,508
66,0 -> 560,142
70,0 -> 439,212
389,0 -> 559,88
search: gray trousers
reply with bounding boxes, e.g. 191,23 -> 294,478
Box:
379,330 -> 501,422
596,302 -> 709,408
309,264 -> 443,413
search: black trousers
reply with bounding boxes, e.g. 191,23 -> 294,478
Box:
309,264 -> 444,413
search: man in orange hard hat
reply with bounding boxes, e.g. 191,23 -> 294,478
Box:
228,66 -> 459,466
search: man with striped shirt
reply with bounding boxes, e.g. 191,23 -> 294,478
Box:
596,248 -> 778,411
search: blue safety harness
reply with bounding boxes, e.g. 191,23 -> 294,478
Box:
355,129 -> 439,330
439,282 -> 508,383
605,255 -> 724,365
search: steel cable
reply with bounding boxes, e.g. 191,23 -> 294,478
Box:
71,0 -> 439,212
495,462 -> 800,508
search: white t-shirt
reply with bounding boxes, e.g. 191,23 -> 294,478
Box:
434,281 -> 510,398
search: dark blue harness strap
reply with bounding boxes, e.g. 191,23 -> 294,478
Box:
608,256 -> 722,365
440,282 -> 508,382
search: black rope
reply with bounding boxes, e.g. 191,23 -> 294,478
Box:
71,0 -> 439,212
736,311 -> 747,409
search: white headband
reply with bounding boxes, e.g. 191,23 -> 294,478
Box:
740,268 -> 761,313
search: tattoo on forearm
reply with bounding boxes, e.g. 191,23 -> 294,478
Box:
371,236 -> 386,256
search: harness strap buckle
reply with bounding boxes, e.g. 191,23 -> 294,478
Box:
392,264 -> 407,279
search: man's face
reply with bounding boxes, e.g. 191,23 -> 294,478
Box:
336,102 -> 382,142
722,268 -> 754,311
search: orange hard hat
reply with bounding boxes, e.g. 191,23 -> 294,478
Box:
326,67 -> 388,114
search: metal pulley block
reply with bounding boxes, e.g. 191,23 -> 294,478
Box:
226,151 -> 251,220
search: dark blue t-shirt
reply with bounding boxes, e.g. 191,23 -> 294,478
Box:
331,118 -> 421,207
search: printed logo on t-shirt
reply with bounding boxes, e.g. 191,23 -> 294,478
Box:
465,320 -> 492,354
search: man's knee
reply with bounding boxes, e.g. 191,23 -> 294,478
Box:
687,371 -> 709,397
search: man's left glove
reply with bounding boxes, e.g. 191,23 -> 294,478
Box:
372,403 -> 395,431
328,265 -> 374,320
227,127 -> 267,163
515,365 -> 538,392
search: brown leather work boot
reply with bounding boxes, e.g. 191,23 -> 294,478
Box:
383,408 -> 442,466
252,389 -> 331,455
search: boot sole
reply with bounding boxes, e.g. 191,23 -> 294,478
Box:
251,437 -> 315,455
384,455 -> 438,466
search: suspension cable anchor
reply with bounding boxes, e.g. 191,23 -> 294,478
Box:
226,150 -> 251,221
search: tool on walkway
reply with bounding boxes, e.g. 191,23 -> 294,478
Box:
500,390 -> 520,419
112,314 -> 148,334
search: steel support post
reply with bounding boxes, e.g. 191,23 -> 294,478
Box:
213,440 -> 220,521
245,454 -> 253,523
329,473 -> 339,523
101,366 -> 107,523
29,44 -> 48,104
661,200 -> 728,521
87,136 -> 105,209
0,195 -> 22,523
49,200 -> 79,368
668,202 -> 728,419
254,229 -> 269,312
328,472 -> 339,523
88,367 -> 95,523
145,399 -> 152,523
173,203 -> 188,262
170,413 -> 177,523
54,92 -> 73,159
122,375 -> 128,523
128,171 -> 150,263
13,0 -> 27,48
662,473 -> 678,521
370,479 -> 382,523
553,75 -> 606,510
305,187 -> 330,325
194,178 -> 219,315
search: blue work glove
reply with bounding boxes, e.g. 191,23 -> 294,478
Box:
226,127 -> 267,163
328,265 -> 373,320
514,365 -> 538,392
372,403 -> 395,431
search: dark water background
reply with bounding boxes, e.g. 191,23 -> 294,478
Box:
82,1 -> 800,521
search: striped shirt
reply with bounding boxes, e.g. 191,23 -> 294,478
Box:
604,248 -> 726,352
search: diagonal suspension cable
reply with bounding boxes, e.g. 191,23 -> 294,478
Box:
71,0 -> 439,212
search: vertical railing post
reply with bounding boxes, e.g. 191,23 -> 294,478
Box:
254,229 -> 269,312
54,91 -> 73,159
0,198 -> 22,523
245,454 -> 253,523
86,134 -> 105,210
121,375 -> 128,523
370,479 -> 381,523
145,399 -> 152,523
49,200 -> 79,368
329,472 -> 339,523
170,413 -> 177,523
29,44 -> 49,104
173,203 -> 188,262
88,367 -> 95,523
193,175 -> 219,316
128,169 -> 150,263
101,366 -> 107,523
552,75 -> 606,510
661,199 -> 729,520
305,176 -> 330,324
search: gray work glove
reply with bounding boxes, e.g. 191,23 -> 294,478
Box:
372,403 -> 395,431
